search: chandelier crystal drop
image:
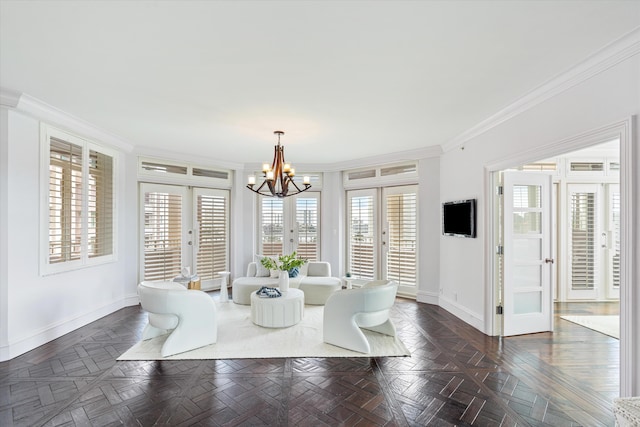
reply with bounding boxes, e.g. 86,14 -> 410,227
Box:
246,130 -> 311,198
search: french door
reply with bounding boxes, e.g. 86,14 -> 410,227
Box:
346,186 -> 418,297
140,183 -> 229,290
502,171 -> 553,336
567,183 -> 620,300
258,193 -> 320,260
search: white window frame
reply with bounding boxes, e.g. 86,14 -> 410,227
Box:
40,124 -> 118,275
138,156 -> 232,188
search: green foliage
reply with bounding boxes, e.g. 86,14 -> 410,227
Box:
261,251 -> 307,271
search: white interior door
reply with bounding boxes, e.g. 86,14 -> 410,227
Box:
503,171 -> 553,336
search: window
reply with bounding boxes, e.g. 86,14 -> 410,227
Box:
42,125 -> 116,273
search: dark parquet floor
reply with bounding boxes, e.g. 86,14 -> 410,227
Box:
0,294 -> 619,426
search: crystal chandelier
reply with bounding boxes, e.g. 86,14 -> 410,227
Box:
246,131 -> 311,198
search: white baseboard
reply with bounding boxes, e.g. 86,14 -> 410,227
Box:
0,297 -> 139,362
416,290 -> 439,305
438,296 -> 485,332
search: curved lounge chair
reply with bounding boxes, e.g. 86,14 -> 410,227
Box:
138,281 -> 217,357
323,280 -> 398,353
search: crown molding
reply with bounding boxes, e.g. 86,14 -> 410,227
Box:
311,145 -> 443,172
0,87 -> 21,108
442,26 -> 640,153
135,146 -> 245,171
1,88 -> 134,153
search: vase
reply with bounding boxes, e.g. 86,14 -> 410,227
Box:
278,270 -> 289,293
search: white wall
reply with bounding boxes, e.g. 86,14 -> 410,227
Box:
439,50 -> 639,392
0,107 -> 137,361
417,156 -> 440,304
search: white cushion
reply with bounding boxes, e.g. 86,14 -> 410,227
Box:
254,254 -> 273,277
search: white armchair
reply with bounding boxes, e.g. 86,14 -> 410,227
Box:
138,281 -> 217,357
323,280 -> 398,353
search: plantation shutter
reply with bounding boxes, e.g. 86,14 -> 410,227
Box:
196,190 -> 229,281
295,195 -> 319,261
570,190 -> 597,290
88,149 -> 114,258
48,137 -> 83,264
385,189 -> 417,287
611,189 -> 621,289
143,191 -> 184,281
261,198 -> 284,256
347,190 -> 376,280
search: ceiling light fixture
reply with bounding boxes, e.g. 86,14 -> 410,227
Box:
247,130 -> 311,198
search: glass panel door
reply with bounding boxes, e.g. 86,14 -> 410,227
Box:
259,198 -> 284,256
294,194 -> 319,261
503,171 -> 553,336
140,183 -> 188,282
258,193 -> 320,259
347,189 -> 377,281
193,188 -> 230,289
140,184 -> 230,289
606,184 -> 620,299
567,184 -> 600,300
383,185 -> 418,297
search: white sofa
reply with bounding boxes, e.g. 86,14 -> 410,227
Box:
232,261 -> 341,305
138,281 -> 218,357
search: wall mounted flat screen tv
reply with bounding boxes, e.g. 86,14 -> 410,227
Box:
442,199 -> 477,238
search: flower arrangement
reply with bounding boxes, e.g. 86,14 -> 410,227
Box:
261,251 -> 307,277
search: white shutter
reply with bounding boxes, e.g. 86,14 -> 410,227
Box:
88,149 -> 113,258
570,190 -> 597,290
48,137 -> 83,264
143,190 -> 184,281
295,195 -> 319,261
260,198 -> 284,256
611,188 -> 620,289
196,190 -> 229,280
385,189 -> 417,287
347,189 -> 376,280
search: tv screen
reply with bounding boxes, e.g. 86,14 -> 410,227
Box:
443,199 -> 476,238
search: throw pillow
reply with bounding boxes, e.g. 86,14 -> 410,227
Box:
254,254 -> 272,277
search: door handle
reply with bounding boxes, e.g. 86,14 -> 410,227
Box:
545,258 -> 554,264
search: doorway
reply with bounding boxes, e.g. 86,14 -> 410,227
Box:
486,119 -> 632,396
139,183 -> 230,290
346,185 -> 419,298
495,140 -> 620,335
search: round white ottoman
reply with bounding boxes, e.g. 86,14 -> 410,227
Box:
250,288 -> 304,328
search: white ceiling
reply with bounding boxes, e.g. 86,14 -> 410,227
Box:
1,1 -> 639,165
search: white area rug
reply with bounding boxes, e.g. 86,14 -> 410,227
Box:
560,315 -> 619,339
118,302 -> 410,360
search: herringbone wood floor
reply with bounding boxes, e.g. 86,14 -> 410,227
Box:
0,296 -> 619,426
